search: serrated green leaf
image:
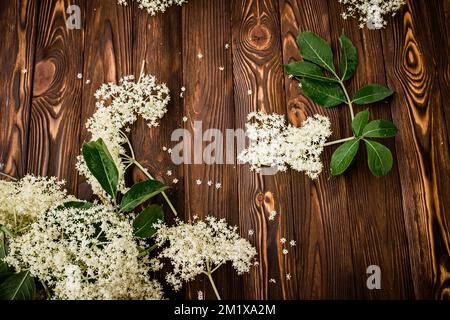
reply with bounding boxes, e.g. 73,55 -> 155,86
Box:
301,78 -> 346,107
82,139 -> 119,199
352,110 -> 370,137
330,139 -> 360,176
364,140 -> 393,176
362,120 -> 398,138
133,205 -> 164,238
339,34 -> 358,81
352,84 -> 394,105
0,271 -> 36,300
120,180 -> 168,213
297,31 -> 336,74
285,61 -> 337,83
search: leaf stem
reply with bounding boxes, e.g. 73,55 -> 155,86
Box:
339,80 -> 355,120
119,130 -> 177,216
133,159 -> 178,217
324,136 -> 356,147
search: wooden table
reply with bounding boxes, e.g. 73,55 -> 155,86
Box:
0,0 -> 448,299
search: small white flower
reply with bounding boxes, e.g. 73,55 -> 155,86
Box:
225,43 -> 230,50
282,249 -> 289,255
247,89 -> 253,95
280,238 -> 287,244
286,273 -> 292,281
167,148 -> 172,154
219,66 -> 225,71
269,278 -> 276,284
290,240 -> 296,247
166,170 -> 172,176
207,180 -> 213,186
182,116 -> 188,122
21,68 -> 28,74
172,178 -> 179,184
77,73 -> 83,79
269,211 -> 277,221
85,79 -> 91,84
215,183 -> 222,189
118,0 -> 187,16
196,179 -> 202,185
248,229 -> 254,236
197,53 -> 204,59
162,146 -> 168,151
181,86 -> 186,92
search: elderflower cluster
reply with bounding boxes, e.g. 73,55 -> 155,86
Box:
338,0 -> 405,29
0,175 -> 72,231
238,112 -> 331,179
155,217 -> 257,291
118,0 -> 187,16
76,74 -> 170,198
4,205 -> 163,300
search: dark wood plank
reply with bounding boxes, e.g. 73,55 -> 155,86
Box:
279,0 -> 357,299
77,0 -> 133,199
325,0 -> 414,299
26,0 -> 85,193
181,0 -> 240,300
0,0 -> 39,178
130,2 -> 185,299
381,0 -> 450,300
232,0 -> 297,299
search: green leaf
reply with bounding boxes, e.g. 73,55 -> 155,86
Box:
297,31 -> 336,74
120,180 -> 168,213
362,120 -> 398,138
339,34 -> 358,81
82,139 -> 119,199
330,139 -> 360,176
301,78 -> 346,107
364,140 -> 394,176
285,61 -> 337,83
56,201 -> 93,211
352,109 -> 370,137
352,84 -> 394,105
133,205 -> 164,238
0,231 -> 9,276
0,271 -> 36,300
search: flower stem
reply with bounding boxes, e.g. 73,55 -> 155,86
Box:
0,171 -> 17,181
324,136 -> 356,147
205,261 -> 221,300
133,159 -> 178,216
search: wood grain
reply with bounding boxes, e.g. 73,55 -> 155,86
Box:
381,0 -> 450,299
77,0 -> 133,199
181,0 -> 240,300
0,0 -> 39,178
0,0 -> 449,300
279,0 -> 357,299
26,0 -> 85,193
232,0 -> 296,299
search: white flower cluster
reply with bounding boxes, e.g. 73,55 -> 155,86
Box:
76,74 -> 170,198
0,175 -> 71,230
338,0 -> 405,29
155,216 -> 257,291
238,112 -> 332,179
4,205 -> 163,300
117,0 -> 187,16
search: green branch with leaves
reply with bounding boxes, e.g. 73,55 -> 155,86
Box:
285,32 -> 398,177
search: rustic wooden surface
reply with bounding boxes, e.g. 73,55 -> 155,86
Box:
0,0 -> 449,300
